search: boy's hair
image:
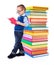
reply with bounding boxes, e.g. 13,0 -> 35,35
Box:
17,4 -> 26,11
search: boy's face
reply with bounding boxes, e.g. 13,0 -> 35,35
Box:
17,7 -> 25,15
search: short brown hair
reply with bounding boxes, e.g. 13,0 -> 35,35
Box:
17,4 -> 26,11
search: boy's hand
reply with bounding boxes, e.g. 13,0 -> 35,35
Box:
8,17 -> 17,25
17,21 -> 25,26
16,21 -> 21,24
8,17 -> 25,26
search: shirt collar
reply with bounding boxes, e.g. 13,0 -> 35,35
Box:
22,13 -> 26,16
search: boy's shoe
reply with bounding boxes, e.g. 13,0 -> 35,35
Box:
8,53 -> 16,59
16,53 -> 25,56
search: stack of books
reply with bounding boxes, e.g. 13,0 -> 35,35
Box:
22,6 -> 48,57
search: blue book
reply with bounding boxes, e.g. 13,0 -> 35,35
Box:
24,26 -> 48,30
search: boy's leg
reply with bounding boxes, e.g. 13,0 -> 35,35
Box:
8,31 -> 19,58
8,31 -> 24,58
12,31 -> 24,54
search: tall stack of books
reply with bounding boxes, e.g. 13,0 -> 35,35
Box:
22,6 -> 48,57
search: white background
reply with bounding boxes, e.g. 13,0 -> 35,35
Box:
0,0 -> 54,65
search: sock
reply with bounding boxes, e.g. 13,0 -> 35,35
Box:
19,50 -> 24,54
11,52 -> 16,55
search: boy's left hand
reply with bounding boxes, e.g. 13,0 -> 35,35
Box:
8,17 -> 18,25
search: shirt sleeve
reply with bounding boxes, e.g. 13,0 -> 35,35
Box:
23,17 -> 30,27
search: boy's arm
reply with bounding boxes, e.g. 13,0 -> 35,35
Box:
16,21 -> 25,26
16,17 -> 29,27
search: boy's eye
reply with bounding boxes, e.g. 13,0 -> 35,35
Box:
17,10 -> 23,13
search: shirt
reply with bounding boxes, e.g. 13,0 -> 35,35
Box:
14,13 -> 29,31
20,13 -> 29,27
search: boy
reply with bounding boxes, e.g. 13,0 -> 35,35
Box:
8,4 -> 29,59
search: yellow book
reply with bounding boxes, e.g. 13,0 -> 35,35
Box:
22,42 -> 47,49
28,16 -> 47,18
24,30 -> 48,36
26,6 -> 48,11
24,32 -> 48,36
24,31 -> 48,33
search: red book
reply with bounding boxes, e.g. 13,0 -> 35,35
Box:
8,17 -> 17,25
29,18 -> 47,23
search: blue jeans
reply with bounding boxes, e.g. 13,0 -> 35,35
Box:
12,31 -> 24,54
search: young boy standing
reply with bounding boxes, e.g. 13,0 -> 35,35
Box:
8,4 -> 29,59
